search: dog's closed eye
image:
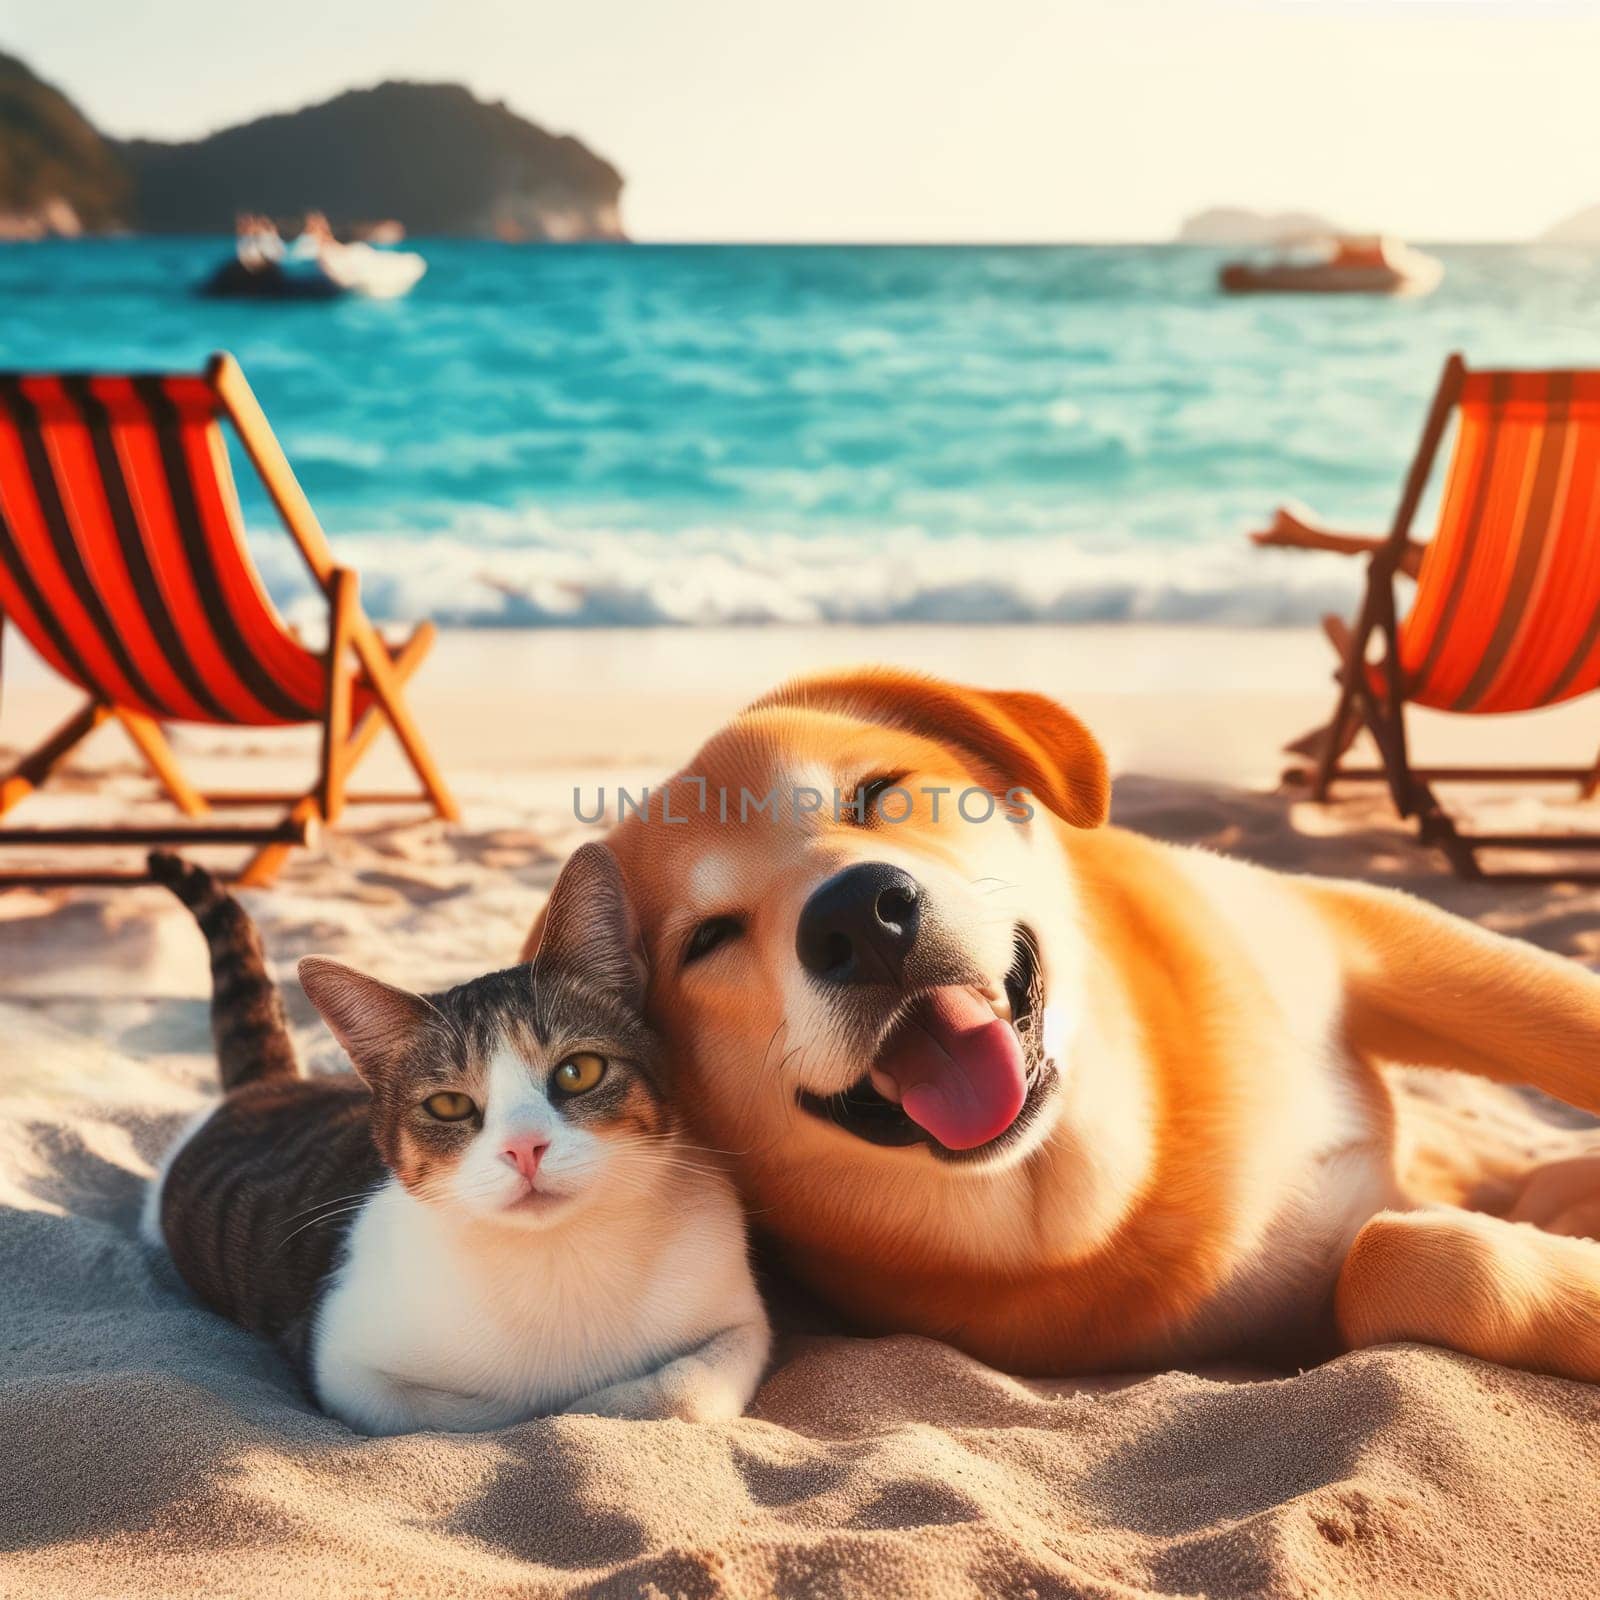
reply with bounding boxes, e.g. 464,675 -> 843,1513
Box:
683,915 -> 744,968
852,773 -> 907,823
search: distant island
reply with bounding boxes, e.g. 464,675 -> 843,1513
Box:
1176,207 -> 1344,246
1540,205 -> 1600,246
0,51 -> 625,240
0,52 -> 128,236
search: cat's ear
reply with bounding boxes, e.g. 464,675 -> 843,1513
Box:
297,956 -> 440,1086
531,842 -> 646,1008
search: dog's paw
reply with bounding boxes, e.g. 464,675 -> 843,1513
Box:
1507,1153 -> 1600,1240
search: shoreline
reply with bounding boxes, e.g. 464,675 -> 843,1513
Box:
2,622 -> 1336,792
7,622 -> 1600,795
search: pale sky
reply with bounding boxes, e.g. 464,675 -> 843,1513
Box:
5,0 -> 1594,241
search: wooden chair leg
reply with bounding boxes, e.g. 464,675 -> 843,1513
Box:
1,698 -> 108,818
1314,615 -> 1368,802
1346,673 -> 1486,878
1580,745 -> 1600,802
234,622 -> 438,886
1283,702 -> 1362,786
113,709 -> 209,817
1415,794 -> 1483,880
232,819 -> 315,889
1354,683 -> 1411,817
351,618 -> 459,822
1373,578 -> 1418,819
319,568 -> 358,825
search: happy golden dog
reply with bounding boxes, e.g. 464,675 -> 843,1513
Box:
524,669 -> 1600,1379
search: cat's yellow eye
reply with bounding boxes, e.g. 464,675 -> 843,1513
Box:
422,1091 -> 477,1122
553,1053 -> 607,1095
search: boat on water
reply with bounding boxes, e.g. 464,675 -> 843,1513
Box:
200,214 -> 426,301
1219,235 -> 1443,297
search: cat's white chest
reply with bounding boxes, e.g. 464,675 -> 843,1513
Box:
310,1179 -> 726,1434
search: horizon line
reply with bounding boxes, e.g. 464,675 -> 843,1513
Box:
39,233 -> 1580,248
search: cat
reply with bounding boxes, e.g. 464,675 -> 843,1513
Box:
140,842 -> 769,1436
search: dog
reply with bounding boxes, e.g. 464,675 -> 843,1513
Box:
523,668 -> 1600,1379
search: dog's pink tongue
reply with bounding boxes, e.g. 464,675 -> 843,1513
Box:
877,986 -> 1027,1151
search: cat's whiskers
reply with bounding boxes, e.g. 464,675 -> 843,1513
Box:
275,1202 -> 371,1252
611,1132 -> 752,1159
279,1187 -> 384,1227
597,1134 -> 726,1175
411,1170 -> 515,1204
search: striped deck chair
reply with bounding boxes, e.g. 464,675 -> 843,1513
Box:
0,352 -> 458,887
1275,353 -> 1600,878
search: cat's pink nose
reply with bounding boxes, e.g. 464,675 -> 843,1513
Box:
502,1137 -> 548,1183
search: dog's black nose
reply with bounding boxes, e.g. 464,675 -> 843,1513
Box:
796,862 -> 922,985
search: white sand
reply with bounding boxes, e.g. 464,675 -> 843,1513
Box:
3,623 -> 1600,1597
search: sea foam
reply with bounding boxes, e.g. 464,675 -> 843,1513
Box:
256,522 -> 1364,629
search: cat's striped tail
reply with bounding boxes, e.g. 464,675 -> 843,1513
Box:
149,852 -> 300,1091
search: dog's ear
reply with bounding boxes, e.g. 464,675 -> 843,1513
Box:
752,669 -> 1110,829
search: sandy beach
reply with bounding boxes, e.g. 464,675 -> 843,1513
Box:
10,0 -> 1600,1587
3,622 -> 1600,1597
8,617 -> 1600,780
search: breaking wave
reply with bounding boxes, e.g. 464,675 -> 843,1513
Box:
256,521 -> 1363,629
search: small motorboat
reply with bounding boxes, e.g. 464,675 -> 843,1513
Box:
200,217 -> 426,302
200,255 -> 344,300
317,240 -> 427,299
1219,235 -> 1442,297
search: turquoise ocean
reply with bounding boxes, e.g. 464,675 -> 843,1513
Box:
5,240 -> 1599,627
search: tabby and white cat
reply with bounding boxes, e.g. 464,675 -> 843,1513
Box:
142,843 -> 769,1436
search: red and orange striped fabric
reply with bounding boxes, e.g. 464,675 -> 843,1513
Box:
1400,370 -> 1600,714
0,372 -> 370,726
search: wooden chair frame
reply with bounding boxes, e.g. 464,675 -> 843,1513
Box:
0,353 -> 458,888
1290,353 -> 1600,880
